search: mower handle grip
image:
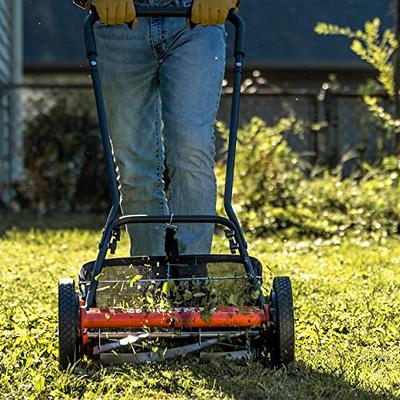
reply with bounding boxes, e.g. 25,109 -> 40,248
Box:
84,6 -> 245,60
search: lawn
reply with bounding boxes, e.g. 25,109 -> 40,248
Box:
0,215 -> 399,399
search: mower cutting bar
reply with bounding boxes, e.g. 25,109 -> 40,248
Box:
101,348 -> 256,364
86,330 -> 260,339
100,338 -> 219,364
81,306 -> 269,329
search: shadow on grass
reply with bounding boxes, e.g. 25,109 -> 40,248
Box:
74,358 -> 396,400
0,210 -> 104,235
186,360 -> 395,400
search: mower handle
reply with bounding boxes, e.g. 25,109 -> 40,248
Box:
82,6 -> 257,309
84,6 -> 245,60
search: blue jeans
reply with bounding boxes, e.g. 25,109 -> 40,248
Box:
94,0 -> 226,256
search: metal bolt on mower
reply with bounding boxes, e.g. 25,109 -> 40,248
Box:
58,4 -> 295,369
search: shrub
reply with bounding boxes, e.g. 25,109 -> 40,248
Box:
21,90 -> 109,212
216,117 -> 400,238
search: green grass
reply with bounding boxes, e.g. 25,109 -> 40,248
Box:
0,218 -> 399,399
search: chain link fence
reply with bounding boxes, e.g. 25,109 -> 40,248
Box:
220,86 -> 395,171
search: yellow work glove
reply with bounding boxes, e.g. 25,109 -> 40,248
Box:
90,0 -> 137,26
191,0 -> 238,25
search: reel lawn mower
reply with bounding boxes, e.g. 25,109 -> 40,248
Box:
58,5 -> 295,369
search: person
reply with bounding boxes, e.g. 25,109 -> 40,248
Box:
73,0 -> 239,257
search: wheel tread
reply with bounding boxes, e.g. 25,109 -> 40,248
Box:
270,276 -> 295,366
58,279 -> 79,370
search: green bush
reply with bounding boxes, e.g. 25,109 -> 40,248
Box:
216,117 -> 400,238
22,90 -> 109,212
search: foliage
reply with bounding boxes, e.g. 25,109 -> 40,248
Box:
0,225 -> 399,399
315,18 -> 400,137
316,18 -> 397,95
216,117 -> 400,238
22,90 -> 109,212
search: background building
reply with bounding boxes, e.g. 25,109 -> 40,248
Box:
24,0 -> 394,88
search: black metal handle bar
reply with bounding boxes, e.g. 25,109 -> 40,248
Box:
135,5 -> 191,16
84,7 -> 245,61
113,214 -> 236,229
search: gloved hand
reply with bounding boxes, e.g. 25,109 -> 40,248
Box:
90,0 -> 137,26
190,0 -> 238,25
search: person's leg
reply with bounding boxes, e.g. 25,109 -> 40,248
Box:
95,20 -> 168,256
159,16 -> 226,254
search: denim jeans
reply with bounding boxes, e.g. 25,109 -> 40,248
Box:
94,0 -> 226,256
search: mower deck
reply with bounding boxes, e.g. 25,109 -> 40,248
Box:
59,253 -> 294,368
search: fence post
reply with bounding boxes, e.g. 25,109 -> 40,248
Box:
310,94 -> 320,166
317,83 -> 339,167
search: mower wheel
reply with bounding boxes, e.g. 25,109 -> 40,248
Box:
268,276 -> 295,367
58,278 -> 80,370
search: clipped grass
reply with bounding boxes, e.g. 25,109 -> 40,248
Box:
0,218 -> 399,399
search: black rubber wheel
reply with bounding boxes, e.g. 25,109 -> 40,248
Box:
58,278 -> 80,370
268,276 -> 295,367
